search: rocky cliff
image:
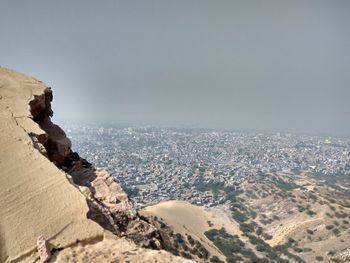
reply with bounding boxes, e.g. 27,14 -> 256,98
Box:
0,67 -> 192,263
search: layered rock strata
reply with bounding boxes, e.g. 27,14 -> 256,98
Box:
0,67 -> 191,263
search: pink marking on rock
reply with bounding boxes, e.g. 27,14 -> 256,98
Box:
37,235 -> 51,262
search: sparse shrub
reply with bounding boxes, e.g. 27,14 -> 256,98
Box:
210,256 -> 224,263
204,228 -> 261,262
326,212 -> 333,218
332,228 -> 340,235
175,233 -> 184,244
274,179 -> 297,191
187,235 -> 195,246
329,205 -> 336,211
256,244 -> 266,252
250,210 -> 257,219
232,210 -> 248,222
334,212 -> 347,219
293,247 -> 303,253
306,210 -> 317,217
182,242 -> 189,251
273,215 -> 280,220
288,238 -> 296,244
239,223 -> 255,233
298,206 -> 305,212
262,233 -> 272,240
315,256 -> 324,261
180,251 -> 192,259
329,198 -> 336,204
260,218 -> 272,225
326,224 -> 334,230
199,247 -> 209,259
256,226 -> 263,236
306,229 -> 314,235
331,258 -> 341,263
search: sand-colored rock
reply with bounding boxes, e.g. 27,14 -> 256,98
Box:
68,163 -> 163,249
54,232 -> 192,263
0,68 -> 191,262
0,68 -> 104,262
91,169 -> 131,212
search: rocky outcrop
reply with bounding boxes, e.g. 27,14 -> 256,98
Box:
52,232 -> 192,263
0,68 -> 104,262
29,88 -> 71,165
0,67 -> 191,262
17,68 -> 164,250
22,74 -> 164,250
36,236 -> 50,263
68,164 -> 163,249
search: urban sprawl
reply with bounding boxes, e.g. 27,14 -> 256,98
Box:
63,124 -> 350,209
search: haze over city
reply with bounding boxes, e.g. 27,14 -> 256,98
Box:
2,1 -> 350,262
1,0 -> 349,136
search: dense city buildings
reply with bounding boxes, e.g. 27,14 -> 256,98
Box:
63,123 -> 350,209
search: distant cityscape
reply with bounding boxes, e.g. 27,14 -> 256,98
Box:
63,123 -> 350,209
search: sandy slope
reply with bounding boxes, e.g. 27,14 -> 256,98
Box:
141,200 -> 241,262
0,68 -> 191,263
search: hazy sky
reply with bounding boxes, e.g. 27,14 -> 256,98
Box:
1,1 -> 349,136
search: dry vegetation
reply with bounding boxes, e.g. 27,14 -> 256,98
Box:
241,172 -> 350,262
140,201 -> 232,262
141,172 -> 350,263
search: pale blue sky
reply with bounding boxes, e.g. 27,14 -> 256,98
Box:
1,1 -> 349,136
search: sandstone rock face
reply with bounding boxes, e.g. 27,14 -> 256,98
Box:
53,232 -> 193,263
0,67 -> 191,263
0,68 -> 104,262
69,165 -> 162,249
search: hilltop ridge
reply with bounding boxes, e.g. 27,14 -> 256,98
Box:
0,67 -> 191,262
